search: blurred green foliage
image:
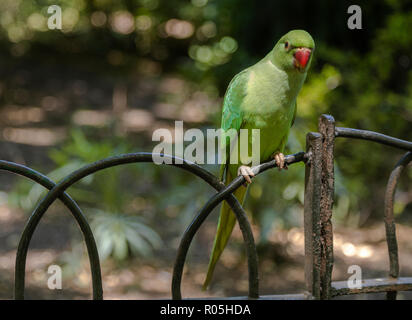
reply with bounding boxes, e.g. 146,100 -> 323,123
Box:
2,0 -> 412,261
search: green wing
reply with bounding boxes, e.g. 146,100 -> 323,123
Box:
219,70 -> 250,180
221,69 -> 250,132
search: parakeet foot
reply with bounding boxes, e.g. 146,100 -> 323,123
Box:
273,152 -> 288,171
237,165 -> 255,184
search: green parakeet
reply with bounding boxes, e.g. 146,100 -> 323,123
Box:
203,30 -> 315,289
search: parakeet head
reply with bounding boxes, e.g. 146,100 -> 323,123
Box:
271,30 -> 315,73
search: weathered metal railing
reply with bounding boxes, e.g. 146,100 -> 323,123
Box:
305,115 -> 412,299
1,114 -> 411,300
172,151 -> 306,300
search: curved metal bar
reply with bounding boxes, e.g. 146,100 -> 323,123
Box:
14,152 -> 258,300
172,152 -> 306,299
335,127 -> 412,151
384,152 -> 412,279
0,160 -> 103,300
172,180 -> 258,299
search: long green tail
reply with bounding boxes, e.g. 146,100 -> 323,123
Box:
203,170 -> 247,290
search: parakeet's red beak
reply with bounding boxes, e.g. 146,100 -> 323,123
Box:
294,48 -> 312,70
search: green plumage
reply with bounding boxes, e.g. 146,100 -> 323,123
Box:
203,30 -> 315,289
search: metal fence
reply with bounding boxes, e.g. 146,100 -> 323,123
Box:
1,114 -> 411,300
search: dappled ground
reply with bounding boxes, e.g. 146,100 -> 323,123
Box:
0,56 -> 219,153
1,200 -> 412,300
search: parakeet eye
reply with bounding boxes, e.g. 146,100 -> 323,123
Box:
285,42 -> 290,50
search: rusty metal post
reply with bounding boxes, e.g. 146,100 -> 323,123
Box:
304,132 -> 323,299
318,115 -> 335,299
384,152 -> 412,300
